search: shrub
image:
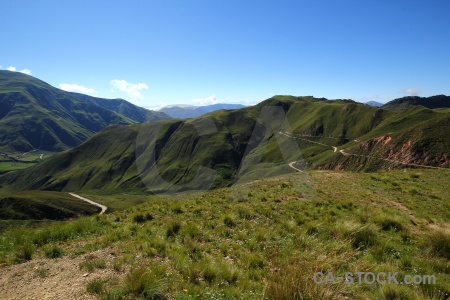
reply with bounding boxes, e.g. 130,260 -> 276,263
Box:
171,205 -> 183,214
248,254 -> 265,269
380,219 -> 404,232
264,237 -> 352,300
306,224 -> 319,236
202,264 -> 217,284
378,284 -> 414,300
429,230 -> 450,259
45,246 -> 65,259
79,257 -> 107,272
182,223 -> 200,239
166,221 -> 181,238
223,215 -> 236,228
132,213 -> 153,224
86,278 -> 105,294
14,243 -> 35,263
409,188 -> 420,196
351,227 -> 377,249
125,267 -> 167,298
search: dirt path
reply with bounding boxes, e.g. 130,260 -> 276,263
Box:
288,161 -> 304,172
69,193 -> 107,214
338,149 -> 446,170
279,131 -> 448,170
0,249 -> 119,300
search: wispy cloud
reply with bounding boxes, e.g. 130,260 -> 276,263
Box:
400,88 -> 421,96
110,79 -> 149,103
59,83 -> 95,95
143,102 -> 170,111
6,66 -> 32,75
192,95 -> 219,106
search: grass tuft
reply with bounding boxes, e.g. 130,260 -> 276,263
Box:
86,278 -> 105,294
45,246 -> 65,259
429,230 -> 450,259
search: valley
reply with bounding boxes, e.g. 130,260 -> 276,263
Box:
0,73 -> 449,300
2,2 -> 450,299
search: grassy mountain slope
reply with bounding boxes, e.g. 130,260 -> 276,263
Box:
68,92 -> 169,122
0,71 -> 169,152
0,169 -> 449,299
2,95 -> 449,194
0,191 -> 100,220
382,94 -> 450,110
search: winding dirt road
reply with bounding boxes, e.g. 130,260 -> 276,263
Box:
278,131 -> 448,171
288,161 -> 304,172
69,193 -> 107,214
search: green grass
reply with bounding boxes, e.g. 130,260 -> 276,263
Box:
44,246 -> 65,258
0,161 -> 34,172
86,278 -> 106,294
0,191 -> 101,220
0,169 -> 448,299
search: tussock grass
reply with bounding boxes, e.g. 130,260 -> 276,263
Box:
0,170 -> 449,298
264,235 -> 354,300
86,278 -> 105,294
428,230 -> 450,259
124,267 -> 167,299
45,246 -> 65,259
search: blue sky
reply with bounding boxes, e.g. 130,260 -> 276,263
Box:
1,0 -> 449,108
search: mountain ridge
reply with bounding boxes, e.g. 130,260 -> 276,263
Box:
2,94 -> 449,195
158,103 -> 246,118
0,71 -> 170,152
382,95 -> 450,110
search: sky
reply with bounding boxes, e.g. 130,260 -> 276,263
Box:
1,0 -> 450,108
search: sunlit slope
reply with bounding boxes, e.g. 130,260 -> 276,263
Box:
1,95 -> 449,193
0,71 -> 170,152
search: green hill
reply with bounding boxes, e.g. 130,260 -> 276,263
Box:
0,191 -> 100,220
382,94 -> 450,111
0,71 -> 170,152
2,95 -> 448,195
68,92 -> 168,123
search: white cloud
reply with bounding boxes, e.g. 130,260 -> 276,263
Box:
192,95 -> 219,106
5,66 -> 32,75
110,79 -> 149,103
59,83 -> 95,95
400,88 -> 421,96
143,102 -> 170,111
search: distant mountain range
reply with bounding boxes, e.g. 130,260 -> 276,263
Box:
0,71 -> 170,152
365,101 -> 383,107
157,103 -> 246,118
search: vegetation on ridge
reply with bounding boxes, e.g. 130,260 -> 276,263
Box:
1,95 -> 449,195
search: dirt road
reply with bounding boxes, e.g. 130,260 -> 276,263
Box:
68,193 -> 107,214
